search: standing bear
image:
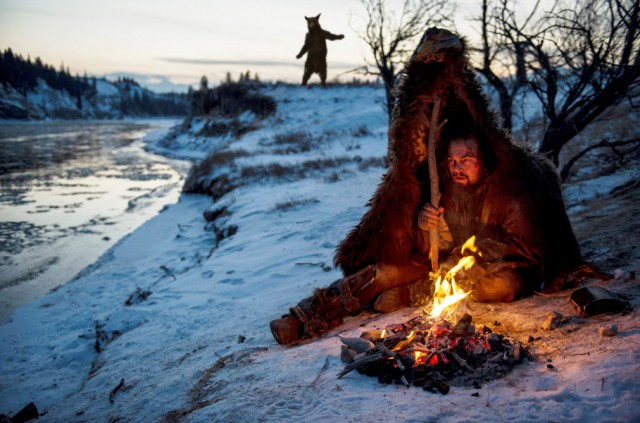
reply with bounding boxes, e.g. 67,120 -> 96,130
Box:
296,14 -> 344,86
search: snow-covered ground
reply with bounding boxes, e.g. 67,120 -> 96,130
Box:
1,84 -> 638,422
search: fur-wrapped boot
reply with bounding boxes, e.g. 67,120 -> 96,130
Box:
270,265 -> 376,345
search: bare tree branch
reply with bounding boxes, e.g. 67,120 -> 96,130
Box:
560,137 -> 640,181
472,0 -> 639,166
353,0 -> 455,123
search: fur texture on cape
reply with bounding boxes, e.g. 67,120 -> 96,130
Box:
333,28 -> 594,292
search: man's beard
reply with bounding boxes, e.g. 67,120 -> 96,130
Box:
450,182 -> 472,203
449,176 -> 483,204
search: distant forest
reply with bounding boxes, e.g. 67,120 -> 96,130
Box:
0,48 -> 189,116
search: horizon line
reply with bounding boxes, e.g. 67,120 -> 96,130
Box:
159,57 -> 365,70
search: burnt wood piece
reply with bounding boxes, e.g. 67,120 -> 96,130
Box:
337,314 -> 526,391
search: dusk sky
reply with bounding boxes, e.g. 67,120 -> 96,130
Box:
1,0 -> 499,92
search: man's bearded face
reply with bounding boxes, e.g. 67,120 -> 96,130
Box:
447,138 -> 481,187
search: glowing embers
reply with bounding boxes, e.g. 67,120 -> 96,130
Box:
429,236 -> 480,319
338,314 -> 525,393
337,237 -> 524,392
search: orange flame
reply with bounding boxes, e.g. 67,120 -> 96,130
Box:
460,235 -> 481,257
428,236 -> 477,318
391,330 -> 415,351
428,354 -> 439,366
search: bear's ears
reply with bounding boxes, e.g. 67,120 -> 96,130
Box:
305,14 -> 321,21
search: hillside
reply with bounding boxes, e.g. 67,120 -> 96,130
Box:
0,84 -> 638,422
0,78 -> 189,120
0,49 -> 189,120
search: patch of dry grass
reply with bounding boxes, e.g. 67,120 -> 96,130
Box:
183,150 -> 250,194
239,157 -> 354,181
260,131 -> 314,154
273,197 -> 320,212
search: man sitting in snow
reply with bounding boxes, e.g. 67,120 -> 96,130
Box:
270,27 -> 602,346
270,130 -> 543,346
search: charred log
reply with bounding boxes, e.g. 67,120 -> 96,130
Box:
338,313 -> 527,392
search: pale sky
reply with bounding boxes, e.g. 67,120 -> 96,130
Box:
0,0 -> 496,92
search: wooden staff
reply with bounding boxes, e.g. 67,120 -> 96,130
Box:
427,97 -> 445,271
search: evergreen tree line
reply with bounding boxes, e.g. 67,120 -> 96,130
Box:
189,71 -> 273,117
0,48 -> 95,102
0,48 -> 189,117
119,89 -> 189,116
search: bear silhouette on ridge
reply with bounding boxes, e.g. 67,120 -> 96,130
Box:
296,14 -> 344,86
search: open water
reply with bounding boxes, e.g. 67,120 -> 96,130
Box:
0,119 -> 190,324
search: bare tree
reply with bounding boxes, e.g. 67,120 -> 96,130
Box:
354,0 -> 455,121
472,0 -> 543,132
477,0 -> 640,166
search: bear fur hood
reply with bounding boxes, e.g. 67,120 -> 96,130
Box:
333,27 -> 592,292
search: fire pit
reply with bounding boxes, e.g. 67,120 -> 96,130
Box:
338,236 -> 526,393
338,313 -> 525,394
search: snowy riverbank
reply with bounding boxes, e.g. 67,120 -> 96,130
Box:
1,85 -> 638,422
0,119 -> 189,324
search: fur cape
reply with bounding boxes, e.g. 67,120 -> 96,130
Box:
333,28 -> 590,292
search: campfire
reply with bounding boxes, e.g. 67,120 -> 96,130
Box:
338,236 -> 526,393
430,235 -> 478,319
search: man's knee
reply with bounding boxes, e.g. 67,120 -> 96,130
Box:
375,262 -> 430,293
471,269 -> 526,303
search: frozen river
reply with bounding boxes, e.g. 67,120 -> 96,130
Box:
0,119 -> 190,324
